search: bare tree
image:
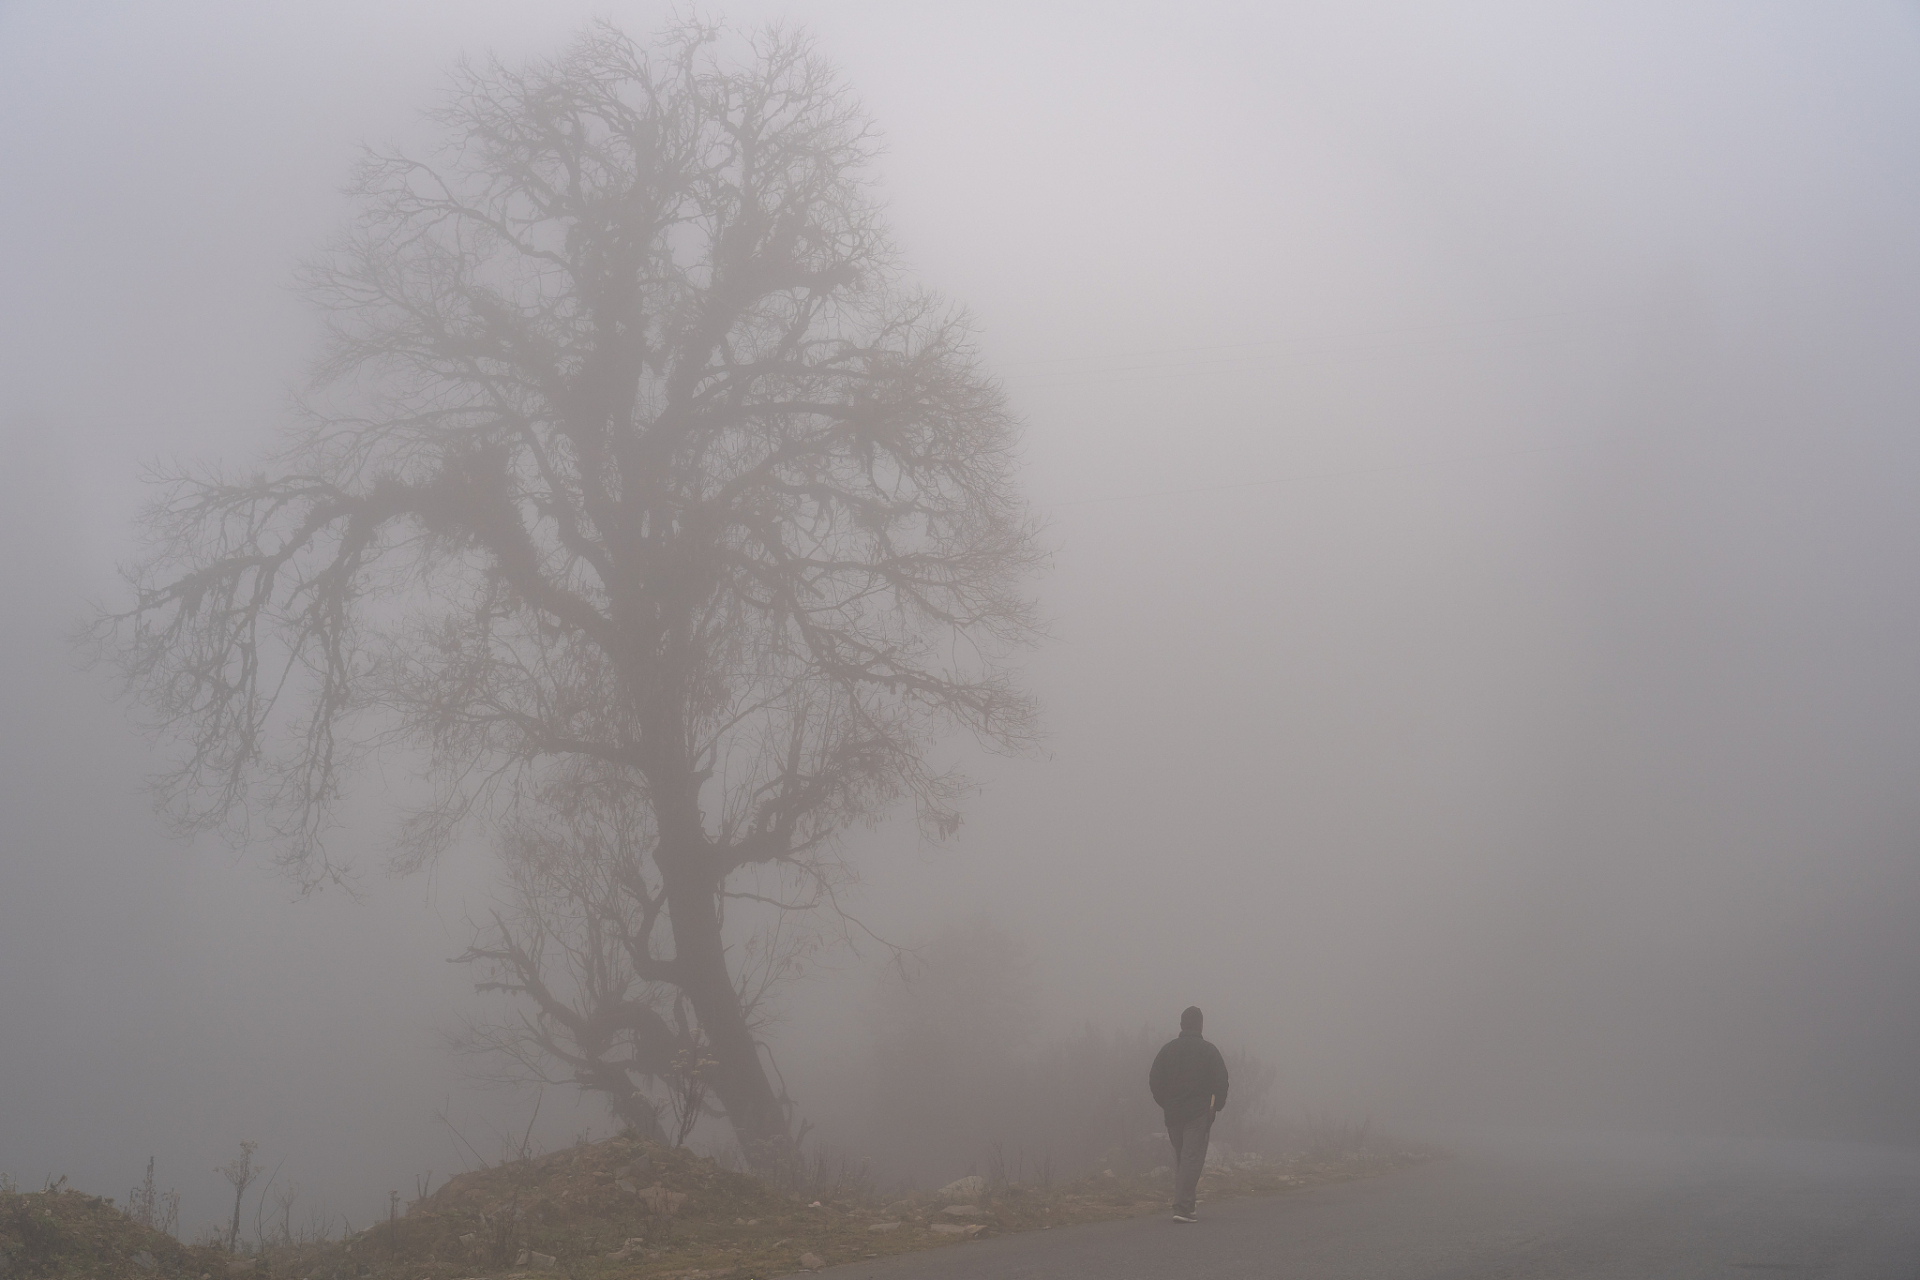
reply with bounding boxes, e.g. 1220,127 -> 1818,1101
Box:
665,1033 -> 722,1148
98,19 -> 1040,1164
128,1157 -> 180,1238
219,1142 -> 257,1254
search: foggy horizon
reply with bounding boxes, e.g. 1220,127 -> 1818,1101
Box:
5,0 -> 1920,1245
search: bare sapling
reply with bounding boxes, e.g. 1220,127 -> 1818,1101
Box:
218,1142 -> 257,1253
128,1156 -> 180,1237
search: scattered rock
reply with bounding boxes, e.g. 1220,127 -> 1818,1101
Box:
513,1249 -> 558,1269
457,1232 -> 477,1245
799,1251 -> 827,1270
637,1184 -> 689,1215
941,1204 -> 981,1218
936,1176 -> 986,1200
607,1237 -> 649,1261
616,1178 -> 638,1193
869,1221 -> 901,1232
929,1224 -> 967,1235
130,1252 -> 157,1271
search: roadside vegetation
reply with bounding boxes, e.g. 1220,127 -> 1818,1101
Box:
0,1122 -> 1432,1280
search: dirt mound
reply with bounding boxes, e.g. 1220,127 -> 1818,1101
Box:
427,1136 -> 789,1231
276,1132 -> 1117,1278
264,1134 -> 891,1278
320,1136 -> 800,1275
0,1181 -> 227,1279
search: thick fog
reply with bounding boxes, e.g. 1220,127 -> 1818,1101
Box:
5,0 -> 1920,1239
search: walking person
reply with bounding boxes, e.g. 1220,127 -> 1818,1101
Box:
1148,1005 -> 1229,1222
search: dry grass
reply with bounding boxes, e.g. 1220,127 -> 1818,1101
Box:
0,1135 -> 1435,1280
250,1134 -> 1434,1278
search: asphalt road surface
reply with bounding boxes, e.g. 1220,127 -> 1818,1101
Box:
837,1135 -> 1920,1279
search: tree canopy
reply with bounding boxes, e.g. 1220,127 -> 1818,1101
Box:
100,19 -> 1040,1158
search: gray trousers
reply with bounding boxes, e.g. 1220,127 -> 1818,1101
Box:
1167,1108 -> 1215,1215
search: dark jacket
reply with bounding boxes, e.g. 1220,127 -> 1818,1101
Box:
1149,1031 -> 1229,1127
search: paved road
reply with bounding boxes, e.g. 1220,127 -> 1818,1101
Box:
835,1136 -> 1920,1279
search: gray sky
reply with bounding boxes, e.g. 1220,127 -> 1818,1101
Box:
4,0 -> 1920,1236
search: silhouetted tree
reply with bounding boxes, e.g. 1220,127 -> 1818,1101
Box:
219,1142 -> 256,1253
98,19 -> 1039,1164
452,775 -> 822,1148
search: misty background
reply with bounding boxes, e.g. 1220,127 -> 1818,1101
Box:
5,0 -> 1920,1239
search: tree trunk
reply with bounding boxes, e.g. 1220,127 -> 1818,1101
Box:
664,866 -> 791,1165
589,1062 -> 670,1144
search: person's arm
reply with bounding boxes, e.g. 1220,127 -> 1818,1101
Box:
1210,1044 -> 1230,1112
1149,1045 -> 1169,1108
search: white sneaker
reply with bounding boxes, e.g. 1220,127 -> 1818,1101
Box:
1172,1213 -> 1197,1223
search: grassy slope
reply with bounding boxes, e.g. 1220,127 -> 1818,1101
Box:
1,1138 -> 1431,1280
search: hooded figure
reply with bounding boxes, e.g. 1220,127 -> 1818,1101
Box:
1148,1006 -> 1229,1221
